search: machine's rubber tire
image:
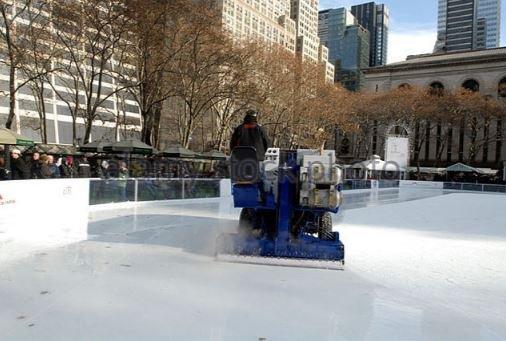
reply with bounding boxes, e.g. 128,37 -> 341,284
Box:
318,213 -> 334,241
238,208 -> 256,236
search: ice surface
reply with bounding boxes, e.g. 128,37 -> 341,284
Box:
1,190 -> 506,340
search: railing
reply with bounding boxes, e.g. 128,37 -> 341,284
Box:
345,179 -> 506,194
443,182 -> 506,193
89,178 -> 506,206
89,178 -> 222,205
343,180 -> 400,190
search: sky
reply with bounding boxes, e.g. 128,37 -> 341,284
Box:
319,0 -> 506,64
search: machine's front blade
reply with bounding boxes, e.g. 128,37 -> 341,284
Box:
215,253 -> 344,271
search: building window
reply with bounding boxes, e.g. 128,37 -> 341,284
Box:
462,79 -> 480,92
429,81 -> 445,96
499,77 -> 506,98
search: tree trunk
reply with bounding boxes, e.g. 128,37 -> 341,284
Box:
215,122 -> 229,152
72,119 -> 77,145
40,106 -> 47,144
39,84 -> 48,143
413,122 -> 421,176
152,104 -> 162,149
434,133 -> 448,168
141,110 -> 153,145
84,120 -> 93,144
5,64 -> 16,129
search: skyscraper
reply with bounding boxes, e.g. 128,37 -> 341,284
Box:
341,26 -> 371,72
339,25 -> 371,90
218,0 -> 333,82
435,0 -> 502,52
351,2 -> 389,67
291,0 -> 335,82
438,0 -> 477,52
317,7 -> 370,90
217,0 -> 297,53
290,0 -> 322,62
476,0 -> 502,48
318,8 -> 356,65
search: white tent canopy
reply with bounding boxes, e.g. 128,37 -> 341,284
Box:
446,163 -> 483,174
350,155 -> 406,172
348,155 -> 407,180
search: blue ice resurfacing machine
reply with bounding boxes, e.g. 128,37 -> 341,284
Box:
216,147 -> 345,270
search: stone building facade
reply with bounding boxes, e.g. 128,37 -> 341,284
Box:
218,0 -> 297,53
363,48 -> 506,98
291,0 -> 335,82
342,48 -> 506,168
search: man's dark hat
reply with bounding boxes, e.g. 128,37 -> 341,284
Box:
245,110 -> 258,118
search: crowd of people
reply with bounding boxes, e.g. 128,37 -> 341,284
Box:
0,110 -> 261,181
0,149 -> 92,181
0,148 -> 229,181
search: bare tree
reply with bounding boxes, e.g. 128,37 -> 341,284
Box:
0,0 -> 53,130
452,91 -> 506,164
121,0 -> 200,147
347,86 -> 506,169
167,2 -> 245,148
210,42 -> 262,152
18,3 -> 62,143
249,45 -> 303,147
51,0 -> 134,144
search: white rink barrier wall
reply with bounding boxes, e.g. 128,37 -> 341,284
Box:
0,179 -> 90,246
0,179 -> 229,262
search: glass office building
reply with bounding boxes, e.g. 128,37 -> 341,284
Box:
436,0 -> 502,52
477,0 -> 502,48
351,2 -> 389,67
318,8 -> 356,65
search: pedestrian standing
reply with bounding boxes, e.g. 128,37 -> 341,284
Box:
47,155 -> 61,178
101,160 -> 110,179
29,152 -> 42,179
77,156 -> 92,178
60,156 -> 77,178
38,155 -> 53,179
0,156 -> 9,180
117,162 -> 129,201
10,149 -> 30,180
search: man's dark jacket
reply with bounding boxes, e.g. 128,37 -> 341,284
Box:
78,160 -> 92,178
10,158 -> 30,180
230,121 -> 270,161
29,160 -> 42,179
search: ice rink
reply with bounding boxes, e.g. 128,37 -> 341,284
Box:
1,189 -> 506,340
